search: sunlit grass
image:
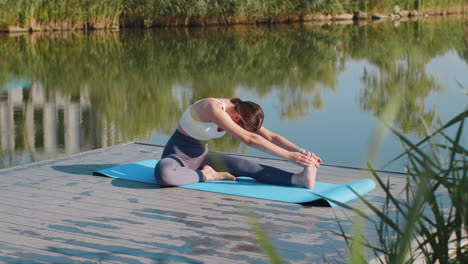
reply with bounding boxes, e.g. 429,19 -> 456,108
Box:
245,209 -> 284,264
244,94 -> 467,262
340,109 -> 467,263
0,0 -> 122,28
0,0 -> 465,28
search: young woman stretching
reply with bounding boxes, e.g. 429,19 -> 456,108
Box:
154,98 -> 322,188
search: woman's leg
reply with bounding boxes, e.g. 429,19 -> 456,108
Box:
201,152 -> 295,186
154,156 -> 205,186
155,129 -> 209,186
154,155 -> 236,186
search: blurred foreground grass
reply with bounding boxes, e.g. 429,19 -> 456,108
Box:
246,94 -> 467,263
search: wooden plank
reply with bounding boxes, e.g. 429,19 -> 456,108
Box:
0,143 -> 408,203
0,248 -> 48,264
0,216 -> 256,264
0,178 -> 403,232
0,182 -> 382,236
0,166 -> 406,190
0,160 -> 401,227
0,240 -> 114,264
0,174 -> 403,206
0,142 -> 419,263
0,182 -> 394,235
0,142 -> 403,182
0,196 -> 339,263
0,229 -> 200,264
0,192 -> 354,251
0,189 -> 354,260
0,190 -> 384,264
0,171 -> 386,203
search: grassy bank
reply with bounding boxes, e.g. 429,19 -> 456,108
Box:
0,0 -> 466,30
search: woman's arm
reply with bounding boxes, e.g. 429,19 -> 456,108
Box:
257,126 -> 300,152
210,105 -> 314,167
257,126 -> 322,165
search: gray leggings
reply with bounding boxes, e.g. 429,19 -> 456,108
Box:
154,130 -> 294,186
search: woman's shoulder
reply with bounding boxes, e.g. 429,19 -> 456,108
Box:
188,98 -> 227,122
200,97 -> 228,103
195,98 -> 228,108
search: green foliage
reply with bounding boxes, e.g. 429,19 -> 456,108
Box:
334,107 -> 468,263
0,0 -> 465,28
242,89 -> 467,264
0,25 -> 345,145
0,18 -> 465,150
245,210 -> 284,264
300,0 -> 349,13
0,0 -> 123,27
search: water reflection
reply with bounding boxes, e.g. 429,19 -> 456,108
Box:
353,19 -> 465,137
0,82 -> 123,168
0,17 -> 466,170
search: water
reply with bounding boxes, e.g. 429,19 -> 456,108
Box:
1,17 -> 467,172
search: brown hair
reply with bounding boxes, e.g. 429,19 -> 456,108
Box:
230,98 -> 264,133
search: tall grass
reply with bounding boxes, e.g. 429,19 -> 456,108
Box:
0,0 -> 465,28
245,209 -> 284,264
332,105 -> 468,263
0,0 -> 123,28
243,105 -> 467,263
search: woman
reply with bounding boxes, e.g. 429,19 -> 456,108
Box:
154,98 -> 322,188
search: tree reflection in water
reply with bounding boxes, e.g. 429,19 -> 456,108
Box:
0,17 -> 466,169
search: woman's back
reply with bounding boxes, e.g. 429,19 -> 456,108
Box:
178,98 -> 227,140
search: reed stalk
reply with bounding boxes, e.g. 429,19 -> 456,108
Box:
333,106 -> 467,263
0,0 -> 465,29
244,106 -> 467,263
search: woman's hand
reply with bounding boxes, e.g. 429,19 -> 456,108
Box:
288,152 -> 318,167
301,150 -> 322,168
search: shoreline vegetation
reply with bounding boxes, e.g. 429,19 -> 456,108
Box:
0,1 -> 467,32
1,17 -> 465,153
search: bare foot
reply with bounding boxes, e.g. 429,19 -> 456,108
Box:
292,166 -> 317,189
200,165 -> 236,181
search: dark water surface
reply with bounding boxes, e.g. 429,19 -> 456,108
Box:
1,17 -> 467,172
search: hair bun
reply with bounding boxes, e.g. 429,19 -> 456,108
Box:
230,98 -> 243,105
230,98 -> 264,133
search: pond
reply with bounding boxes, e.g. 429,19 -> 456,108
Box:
0,17 -> 467,172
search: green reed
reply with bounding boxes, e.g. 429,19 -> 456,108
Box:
331,105 -> 467,263
245,209 -> 284,264
0,0 -> 123,28
243,104 -> 467,263
0,0 -> 465,28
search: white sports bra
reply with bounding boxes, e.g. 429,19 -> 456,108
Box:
179,98 -> 227,140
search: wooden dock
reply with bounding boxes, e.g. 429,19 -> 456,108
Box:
0,142 -> 409,263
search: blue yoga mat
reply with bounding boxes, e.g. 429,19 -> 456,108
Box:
94,160 -> 376,206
